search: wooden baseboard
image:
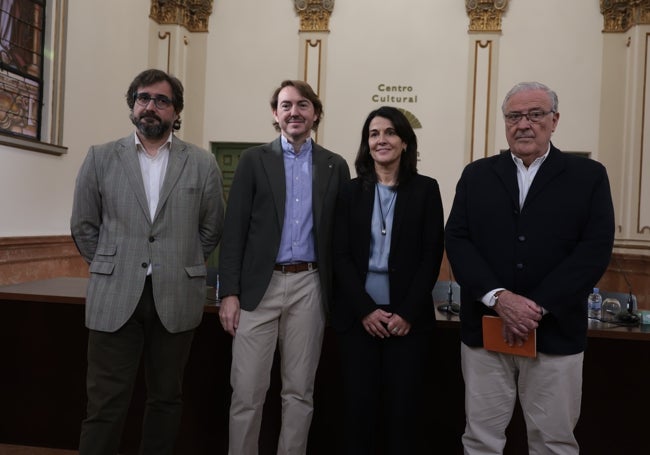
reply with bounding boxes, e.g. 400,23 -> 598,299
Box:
0,444 -> 78,455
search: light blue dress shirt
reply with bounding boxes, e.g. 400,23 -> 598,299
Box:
275,135 -> 316,264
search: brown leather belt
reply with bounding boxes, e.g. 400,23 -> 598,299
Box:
273,262 -> 318,273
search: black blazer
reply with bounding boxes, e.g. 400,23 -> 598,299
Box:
445,145 -> 615,355
331,174 -> 445,332
219,137 -> 350,312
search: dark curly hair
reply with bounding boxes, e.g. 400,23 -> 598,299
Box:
125,69 -> 184,131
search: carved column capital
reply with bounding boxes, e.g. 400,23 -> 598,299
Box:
600,0 -> 650,33
465,0 -> 509,33
294,0 -> 335,32
150,0 -> 214,33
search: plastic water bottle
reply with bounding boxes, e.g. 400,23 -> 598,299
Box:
588,287 -> 602,319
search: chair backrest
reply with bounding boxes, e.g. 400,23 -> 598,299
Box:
432,280 -> 461,304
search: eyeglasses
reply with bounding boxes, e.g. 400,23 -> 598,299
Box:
504,110 -> 554,125
134,92 -> 173,110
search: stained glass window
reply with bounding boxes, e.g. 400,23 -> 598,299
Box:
0,0 -> 45,140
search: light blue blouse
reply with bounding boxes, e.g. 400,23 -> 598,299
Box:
365,183 -> 397,306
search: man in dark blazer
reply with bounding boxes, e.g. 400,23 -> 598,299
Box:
218,80 -> 350,455
445,81 -> 614,455
71,69 -> 224,455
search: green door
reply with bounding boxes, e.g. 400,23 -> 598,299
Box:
207,142 -> 263,268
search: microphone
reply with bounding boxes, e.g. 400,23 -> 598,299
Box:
437,281 -> 460,314
613,255 -> 639,324
437,263 -> 460,315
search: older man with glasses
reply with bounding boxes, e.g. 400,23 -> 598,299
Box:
445,81 -> 615,454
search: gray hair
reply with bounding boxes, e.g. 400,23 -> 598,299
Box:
501,81 -> 558,113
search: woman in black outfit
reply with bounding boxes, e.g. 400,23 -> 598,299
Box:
332,106 -> 445,454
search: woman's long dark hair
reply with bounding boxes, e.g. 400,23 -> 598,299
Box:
354,106 -> 418,190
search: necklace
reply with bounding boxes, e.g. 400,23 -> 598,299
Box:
376,184 -> 397,236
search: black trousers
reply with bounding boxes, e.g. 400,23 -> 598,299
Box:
337,324 -> 434,455
79,277 -> 195,455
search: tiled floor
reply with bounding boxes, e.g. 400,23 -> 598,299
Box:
0,445 -> 78,455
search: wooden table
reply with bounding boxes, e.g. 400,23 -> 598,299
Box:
1,278 -> 649,454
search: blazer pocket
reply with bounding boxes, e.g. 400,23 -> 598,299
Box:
89,260 -> 115,275
185,264 -> 207,278
95,244 -> 117,257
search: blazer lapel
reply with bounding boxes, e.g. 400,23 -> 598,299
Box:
523,146 -> 565,208
493,152 -> 520,209
155,137 -> 188,221
261,137 -> 286,231
391,180 -> 409,243
312,143 -> 334,230
116,137 -> 151,223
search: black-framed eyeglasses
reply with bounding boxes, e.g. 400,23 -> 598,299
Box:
134,92 -> 173,110
504,110 -> 554,125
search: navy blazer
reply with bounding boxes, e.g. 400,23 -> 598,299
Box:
331,174 -> 445,332
445,145 -> 615,355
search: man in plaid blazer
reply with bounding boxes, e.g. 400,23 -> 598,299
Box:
71,69 -> 224,455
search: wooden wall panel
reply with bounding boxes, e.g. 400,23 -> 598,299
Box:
0,237 -> 647,310
597,252 -> 650,310
0,236 -> 88,286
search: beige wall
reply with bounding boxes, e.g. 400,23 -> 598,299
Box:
203,0 -> 606,220
0,0 -> 150,236
0,0 -> 644,255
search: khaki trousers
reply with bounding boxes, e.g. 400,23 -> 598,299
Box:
228,269 -> 324,455
461,343 -> 583,455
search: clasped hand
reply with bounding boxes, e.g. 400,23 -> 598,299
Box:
494,290 -> 542,346
362,309 -> 411,338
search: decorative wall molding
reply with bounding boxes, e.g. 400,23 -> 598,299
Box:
158,31 -> 172,73
294,0 -> 334,32
638,32 -> 650,233
303,39 -> 323,94
149,0 -> 213,33
601,0 -> 650,33
469,40 -> 495,162
465,0 -> 509,33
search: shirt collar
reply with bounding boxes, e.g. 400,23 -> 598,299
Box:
134,131 -> 173,154
510,144 -> 550,169
280,134 -> 312,156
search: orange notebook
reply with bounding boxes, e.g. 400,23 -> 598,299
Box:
482,315 -> 537,358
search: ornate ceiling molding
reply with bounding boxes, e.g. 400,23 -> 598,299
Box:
150,0 -> 213,33
465,0 -> 509,32
294,0 -> 334,32
601,0 -> 650,32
